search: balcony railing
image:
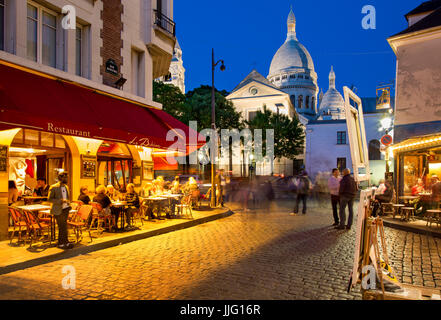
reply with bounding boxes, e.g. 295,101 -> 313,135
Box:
153,10 -> 176,37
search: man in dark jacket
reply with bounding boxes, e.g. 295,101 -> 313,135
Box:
291,171 -> 312,215
336,168 -> 358,230
372,181 -> 394,216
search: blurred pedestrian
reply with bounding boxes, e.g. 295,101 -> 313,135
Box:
336,169 -> 358,230
291,170 -> 312,215
328,168 -> 341,226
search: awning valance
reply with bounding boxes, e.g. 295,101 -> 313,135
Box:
0,61 -> 205,151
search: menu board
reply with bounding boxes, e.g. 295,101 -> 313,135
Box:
142,161 -> 154,181
81,155 -> 97,179
0,145 -> 8,172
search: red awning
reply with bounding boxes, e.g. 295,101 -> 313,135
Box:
0,61 -> 205,151
153,155 -> 179,171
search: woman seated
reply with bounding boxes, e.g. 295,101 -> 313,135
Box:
78,186 -> 91,205
411,178 -> 425,196
93,185 -> 112,215
124,183 -> 140,227
106,184 -> 120,201
140,182 -> 153,197
170,176 -> 181,194
372,181 -> 394,216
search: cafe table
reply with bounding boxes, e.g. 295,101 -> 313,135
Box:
111,201 -> 128,231
145,196 -> 168,219
399,196 -> 420,222
161,194 -> 183,218
22,196 -> 48,205
38,208 -> 78,242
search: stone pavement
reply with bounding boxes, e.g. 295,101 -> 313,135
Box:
0,200 -> 440,300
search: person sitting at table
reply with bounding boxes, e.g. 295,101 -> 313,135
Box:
430,175 -> 441,202
375,179 -> 387,196
372,180 -> 394,216
93,185 -> 112,215
152,179 -> 165,196
184,177 -> 199,193
34,178 -> 50,197
8,180 -> 18,206
78,186 -> 91,205
140,182 -> 153,197
124,183 -> 140,227
170,176 -> 181,194
411,178 -> 425,196
106,184 -> 120,201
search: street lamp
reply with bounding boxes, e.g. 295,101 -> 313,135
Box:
211,48 -> 226,208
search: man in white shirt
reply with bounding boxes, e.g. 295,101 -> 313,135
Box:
328,168 -> 341,226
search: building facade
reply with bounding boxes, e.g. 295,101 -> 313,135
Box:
0,0 -> 199,240
388,0 -> 441,196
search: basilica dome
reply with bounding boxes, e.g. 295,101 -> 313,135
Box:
318,66 -> 345,120
268,8 -> 315,77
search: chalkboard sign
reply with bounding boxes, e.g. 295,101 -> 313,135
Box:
81,155 -> 97,179
0,145 -> 8,172
105,59 -> 119,76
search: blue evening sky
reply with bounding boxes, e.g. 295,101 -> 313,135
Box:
174,0 -> 422,98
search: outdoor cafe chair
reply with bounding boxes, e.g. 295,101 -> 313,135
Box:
21,209 -> 51,248
90,202 -> 114,234
8,207 -> 29,244
68,205 -> 93,243
175,194 -> 194,219
190,190 -> 201,210
426,202 -> 441,228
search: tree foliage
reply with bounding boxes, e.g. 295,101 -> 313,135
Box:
247,105 -> 305,160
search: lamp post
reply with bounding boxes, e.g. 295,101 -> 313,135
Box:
211,48 -> 225,208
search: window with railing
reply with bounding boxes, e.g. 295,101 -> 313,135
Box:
153,9 -> 176,36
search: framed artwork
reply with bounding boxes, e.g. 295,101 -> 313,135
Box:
81,155 -> 97,179
141,161 -> 154,181
0,145 -> 8,172
344,86 -> 371,184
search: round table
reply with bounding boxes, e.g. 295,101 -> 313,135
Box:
145,197 -> 168,219
111,201 -> 128,231
161,194 -> 183,217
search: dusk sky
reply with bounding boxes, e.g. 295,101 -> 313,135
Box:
174,0 -> 422,98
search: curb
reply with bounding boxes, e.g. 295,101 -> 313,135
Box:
383,219 -> 441,239
0,209 -> 234,276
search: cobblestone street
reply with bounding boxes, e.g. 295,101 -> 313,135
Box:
0,200 -> 440,300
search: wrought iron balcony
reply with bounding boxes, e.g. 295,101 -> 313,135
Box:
153,10 -> 176,37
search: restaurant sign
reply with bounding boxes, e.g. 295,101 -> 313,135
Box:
105,59 -> 119,76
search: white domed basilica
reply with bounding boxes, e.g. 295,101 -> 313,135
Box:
268,7 -> 319,119
317,66 -> 345,120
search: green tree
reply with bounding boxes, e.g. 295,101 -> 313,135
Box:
152,80 -> 187,119
247,105 -> 305,160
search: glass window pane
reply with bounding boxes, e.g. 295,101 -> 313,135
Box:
41,132 -> 54,147
24,129 -> 39,145
76,28 -> 82,76
42,13 -> 56,68
55,135 -> 65,149
27,4 -> 37,19
0,1 -> 4,51
42,11 -> 56,28
27,5 -> 38,61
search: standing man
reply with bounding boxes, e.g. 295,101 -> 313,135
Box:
328,169 -> 341,226
291,170 -> 312,215
336,168 -> 358,230
48,171 -> 74,249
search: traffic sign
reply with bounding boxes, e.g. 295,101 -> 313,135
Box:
381,135 -> 393,146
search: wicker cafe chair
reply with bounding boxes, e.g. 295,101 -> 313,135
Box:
21,209 -> 51,248
175,194 -> 193,219
8,207 -> 29,244
190,190 -> 201,210
90,202 -> 114,234
68,205 -> 93,243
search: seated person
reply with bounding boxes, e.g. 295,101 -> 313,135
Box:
140,182 -> 153,197
124,183 -> 140,227
93,185 -> 112,215
431,175 -> 441,202
411,178 -> 425,196
170,176 -> 181,194
375,179 -> 387,196
34,178 -> 50,197
372,181 -> 394,216
106,184 -> 120,201
8,180 -> 18,206
152,179 -> 164,196
78,185 -> 91,205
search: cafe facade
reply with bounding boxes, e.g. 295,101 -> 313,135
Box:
387,2 -> 441,198
0,0 -> 207,240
